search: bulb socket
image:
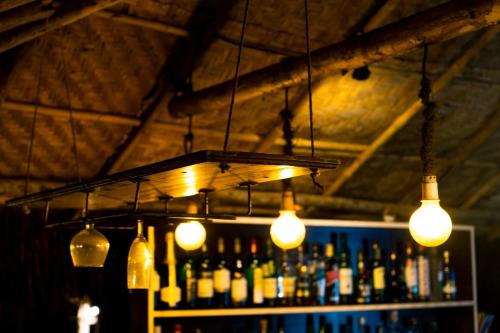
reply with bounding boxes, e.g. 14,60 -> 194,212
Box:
186,200 -> 198,214
421,175 -> 439,200
281,190 -> 295,211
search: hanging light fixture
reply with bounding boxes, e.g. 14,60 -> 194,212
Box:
174,200 -> 206,251
70,192 -> 110,267
270,189 -> 305,250
409,45 -> 452,247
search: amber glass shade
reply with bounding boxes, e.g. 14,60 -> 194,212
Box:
70,223 -> 110,267
127,219 -> 152,289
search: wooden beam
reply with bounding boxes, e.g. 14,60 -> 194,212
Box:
252,0 -> 401,153
0,44 -> 33,104
461,171 -> 500,209
321,26 -> 500,197
168,0 -> 500,117
0,2 -> 55,34
2,100 -> 367,153
97,0 -> 238,175
0,0 -> 35,13
94,10 -> 189,37
0,0 -> 121,54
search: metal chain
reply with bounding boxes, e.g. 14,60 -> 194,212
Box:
222,0 -> 251,152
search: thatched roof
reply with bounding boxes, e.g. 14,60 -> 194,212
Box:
0,0 -> 499,223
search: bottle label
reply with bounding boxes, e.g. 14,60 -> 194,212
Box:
405,259 -> 418,288
339,268 -> 353,295
283,276 -> 296,297
214,268 -> 230,292
316,277 -> 326,298
197,278 -> 214,298
264,277 -> 278,299
418,257 -> 431,297
373,267 -> 386,290
186,276 -> 197,303
358,283 -> 371,298
326,268 -> 339,287
253,268 -> 264,304
231,278 -> 248,302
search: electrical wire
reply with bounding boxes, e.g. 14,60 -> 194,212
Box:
304,0 -> 315,158
419,45 -> 436,176
222,0 -> 251,152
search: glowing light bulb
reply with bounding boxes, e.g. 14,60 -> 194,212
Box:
409,176 -> 452,247
270,210 -> 306,250
175,221 -> 206,251
409,200 -> 452,247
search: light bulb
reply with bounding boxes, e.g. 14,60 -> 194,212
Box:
270,210 -> 306,250
175,220 -> 206,251
409,200 -> 452,247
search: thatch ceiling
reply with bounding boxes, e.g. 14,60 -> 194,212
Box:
0,0 -> 499,223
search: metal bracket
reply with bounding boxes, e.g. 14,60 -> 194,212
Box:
239,181 -> 258,216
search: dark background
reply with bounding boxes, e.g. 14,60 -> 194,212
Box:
0,207 -> 498,332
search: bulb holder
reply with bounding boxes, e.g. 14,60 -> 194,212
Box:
281,190 -> 295,211
421,175 -> 439,200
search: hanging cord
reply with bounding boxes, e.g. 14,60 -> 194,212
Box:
184,115 -> 194,154
24,39 -> 46,196
62,30 -> 81,182
419,45 -> 436,176
222,0 -> 251,152
280,88 -> 294,192
304,0 -> 323,192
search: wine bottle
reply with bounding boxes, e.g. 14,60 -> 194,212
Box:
277,316 -> 285,333
356,249 -> 372,304
231,237 -> 247,307
325,242 -> 340,305
262,239 -> 278,306
259,317 -> 269,333
319,315 -> 327,333
196,242 -> 214,308
387,250 -> 405,303
214,237 -> 230,308
174,323 -> 183,333
246,238 -> 264,306
386,310 -> 401,333
358,316 -> 371,333
372,241 -> 385,303
277,250 -> 295,306
295,243 -> 311,305
417,246 -> 431,301
339,233 -> 353,304
442,250 -> 457,300
404,243 -> 418,301
180,251 -> 197,308
310,243 -> 326,305
306,314 -> 315,333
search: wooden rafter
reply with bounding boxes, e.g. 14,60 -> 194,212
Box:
461,171 -> 500,209
0,0 -> 35,13
252,0 -> 401,153
0,0 -> 121,54
0,1 -> 55,34
319,26 -> 500,200
0,44 -> 33,104
97,0 -> 239,175
168,0 -> 500,117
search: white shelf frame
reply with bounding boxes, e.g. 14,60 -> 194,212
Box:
147,217 -> 477,333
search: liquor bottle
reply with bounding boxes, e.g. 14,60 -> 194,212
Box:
356,250 -> 372,304
196,242 -> 214,308
277,250 -> 295,306
417,246 -> 431,301
310,243 -> 326,305
358,316 -> 371,333
319,315 -> 327,333
442,250 -> 457,300
174,323 -> 183,333
345,316 -> 354,333
246,238 -> 264,306
325,324 -> 333,333
262,239 -> 278,306
295,243 -> 311,305
387,250 -> 405,303
306,314 -> 315,333
325,242 -> 340,305
339,233 -> 353,304
180,251 -> 197,308
404,317 -> 420,333
277,316 -> 285,333
259,317 -> 269,333
372,241 -> 385,303
213,237 -> 230,307
429,247 -> 443,301
231,237 -> 248,307
386,310 -> 401,333
404,243 -> 418,301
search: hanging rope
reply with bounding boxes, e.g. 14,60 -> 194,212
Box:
280,88 -> 294,156
184,115 -> 194,154
24,39 -> 46,196
419,45 -> 437,176
62,29 -> 81,182
304,0 -> 315,158
222,0 -> 251,152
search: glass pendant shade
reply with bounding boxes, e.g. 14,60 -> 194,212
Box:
270,190 -> 306,250
409,177 -> 452,247
174,201 -> 206,251
127,219 -> 152,289
70,223 -> 110,267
